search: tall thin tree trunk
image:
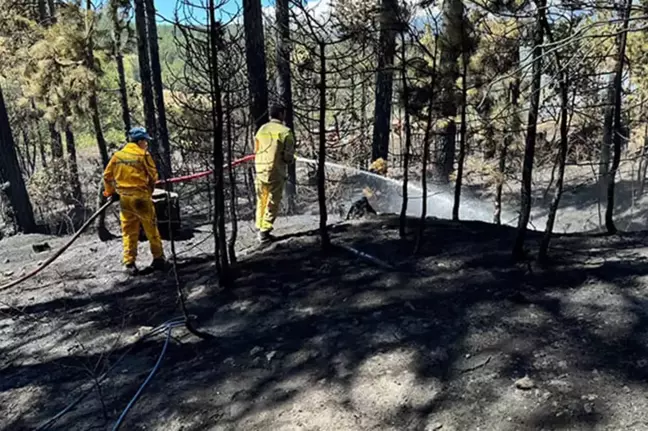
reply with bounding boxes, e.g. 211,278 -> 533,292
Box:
318,41 -> 330,249
605,0 -> 631,234
414,98 -> 435,255
371,0 -> 398,162
494,77 -> 520,225
37,125 -> 47,169
600,74 -> 614,201
111,2 -> 131,134
436,0 -> 464,182
414,35 -> 438,254
512,0 -> 545,260
88,94 -> 108,167
0,87 -> 37,233
47,0 -> 56,23
49,123 -> 64,160
37,0 -> 48,24
452,53 -> 469,221
361,41 -> 368,168
133,0 -> 157,151
226,90 -> 237,266
209,0 -> 231,286
276,0 -> 296,213
539,79 -> 569,262
64,123 -> 83,207
145,0 -> 172,179
399,31 -> 412,237
243,0 -> 269,131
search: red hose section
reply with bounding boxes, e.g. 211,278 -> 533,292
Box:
156,154 -> 255,185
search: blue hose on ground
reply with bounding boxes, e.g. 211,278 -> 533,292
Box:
111,325 -> 173,431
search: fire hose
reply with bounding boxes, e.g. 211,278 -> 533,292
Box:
0,198 -> 116,293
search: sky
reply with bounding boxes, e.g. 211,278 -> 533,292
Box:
154,0 -> 276,21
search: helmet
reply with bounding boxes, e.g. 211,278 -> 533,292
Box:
128,126 -> 152,142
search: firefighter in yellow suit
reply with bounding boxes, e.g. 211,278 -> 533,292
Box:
254,105 -> 295,244
103,127 -> 166,275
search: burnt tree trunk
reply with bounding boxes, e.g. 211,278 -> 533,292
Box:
226,90 -> 238,266
47,0 -> 56,22
110,1 -> 131,134
243,0 -> 269,131
599,74 -> 614,211
276,0 -> 297,213
318,41 -> 330,249
37,0 -> 48,24
512,0 -> 545,260
37,125 -> 47,169
605,0 -> 631,235
133,0 -> 157,152
371,0 -> 398,162
64,123 -> 84,207
209,0 -> 231,286
452,52 -> 469,221
414,35 -> 438,255
436,0 -> 464,182
145,0 -> 172,179
49,123 -> 64,160
399,31 -> 412,237
86,0 -> 109,168
0,87 -> 37,233
494,77 -> 520,225
539,79 -> 570,262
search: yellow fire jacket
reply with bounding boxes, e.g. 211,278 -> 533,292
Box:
103,143 -> 159,197
254,119 -> 295,183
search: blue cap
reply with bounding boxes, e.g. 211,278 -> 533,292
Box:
128,126 -> 152,142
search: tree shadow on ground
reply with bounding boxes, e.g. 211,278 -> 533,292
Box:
4,216 -> 648,430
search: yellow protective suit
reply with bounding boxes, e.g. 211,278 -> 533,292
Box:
254,119 -> 295,232
103,143 -> 164,265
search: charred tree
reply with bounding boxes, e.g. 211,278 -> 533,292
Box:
452,51 -> 469,221
317,41 -> 330,249
226,89 -> 238,266
86,0 -> 109,168
276,0 -> 297,213
49,123 -> 64,160
399,30 -> 412,237
371,0 -> 398,162
145,0 -> 172,179
599,74 -> 614,214
605,0 -> 631,235
413,35 -> 439,255
0,87 -> 37,233
243,0 -> 269,131
208,1 -> 231,286
110,0 -> 132,133
435,0 -> 464,182
537,13 -> 571,262
512,0 -> 545,260
63,122 -> 84,207
494,76 -> 520,225
133,0 -> 157,150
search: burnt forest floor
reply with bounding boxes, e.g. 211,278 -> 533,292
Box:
3,214 -> 648,430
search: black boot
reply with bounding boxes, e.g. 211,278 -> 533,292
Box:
258,230 -> 275,244
124,263 -> 139,276
150,258 -> 167,271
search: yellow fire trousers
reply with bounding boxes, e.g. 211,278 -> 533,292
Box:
255,180 -> 284,232
119,194 -> 164,265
